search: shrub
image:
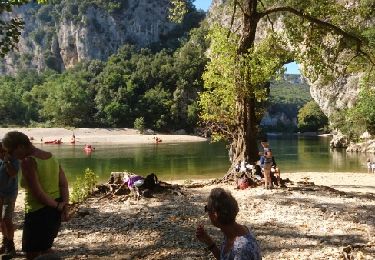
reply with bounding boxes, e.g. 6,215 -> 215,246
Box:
297,100 -> 328,132
134,117 -> 145,133
70,168 -> 98,203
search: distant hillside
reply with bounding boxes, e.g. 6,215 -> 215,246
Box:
261,75 -> 312,132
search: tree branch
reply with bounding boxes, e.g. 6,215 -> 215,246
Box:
259,0 -> 275,33
259,6 -> 374,65
227,0 -> 238,38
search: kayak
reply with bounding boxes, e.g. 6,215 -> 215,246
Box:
45,140 -> 62,144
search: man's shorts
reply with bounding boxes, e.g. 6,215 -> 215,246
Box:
1,195 -> 17,219
22,205 -> 62,253
263,162 -> 272,171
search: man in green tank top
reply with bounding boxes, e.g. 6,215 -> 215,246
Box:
2,131 -> 69,259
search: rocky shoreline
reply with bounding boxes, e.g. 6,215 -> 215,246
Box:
11,175 -> 375,259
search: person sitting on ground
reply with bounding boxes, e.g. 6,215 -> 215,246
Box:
196,188 -> 261,260
235,161 -> 241,173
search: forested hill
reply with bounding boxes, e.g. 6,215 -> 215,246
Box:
262,76 -> 312,132
0,0 -> 204,74
0,25 -> 210,132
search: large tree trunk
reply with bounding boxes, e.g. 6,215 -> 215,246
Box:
223,0 -> 261,180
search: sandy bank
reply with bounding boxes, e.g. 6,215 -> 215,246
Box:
282,172 -> 375,194
0,127 -> 207,144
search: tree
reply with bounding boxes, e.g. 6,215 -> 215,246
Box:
0,0 -> 47,57
297,100 -> 328,132
172,0 -> 374,178
331,72 -> 375,139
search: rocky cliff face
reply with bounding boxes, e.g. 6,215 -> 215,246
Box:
0,0 -> 178,74
306,72 -> 362,117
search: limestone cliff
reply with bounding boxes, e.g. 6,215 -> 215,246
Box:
0,0 -> 192,74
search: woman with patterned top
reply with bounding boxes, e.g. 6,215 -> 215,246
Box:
196,188 -> 261,260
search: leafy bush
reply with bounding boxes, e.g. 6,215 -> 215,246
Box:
70,168 -> 98,203
297,100 -> 328,132
347,85 -> 375,135
331,83 -> 375,140
134,117 -> 145,133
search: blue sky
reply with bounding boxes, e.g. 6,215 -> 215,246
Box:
194,0 -> 212,11
284,62 -> 300,74
193,1 -> 300,75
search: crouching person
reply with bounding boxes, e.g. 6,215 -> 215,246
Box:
2,131 -> 69,260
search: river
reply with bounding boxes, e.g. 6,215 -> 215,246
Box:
37,135 -> 370,184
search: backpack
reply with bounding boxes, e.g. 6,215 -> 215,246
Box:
142,173 -> 159,190
237,177 -> 249,190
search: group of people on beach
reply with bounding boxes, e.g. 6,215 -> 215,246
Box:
235,139 -> 281,190
0,131 -> 69,259
366,158 -> 375,173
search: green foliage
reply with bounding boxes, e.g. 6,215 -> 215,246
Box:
199,25 -> 289,140
348,89 -> 375,135
168,0 -> 195,23
330,72 -> 375,140
133,117 -> 145,133
0,24 -> 208,131
0,0 -> 47,57
70,168 -> 98,203
31,67 -> 95,126
263,77 -> 312,132
297,100 -> 328,132
330,73 -> 375,139
199,25 -> 238,137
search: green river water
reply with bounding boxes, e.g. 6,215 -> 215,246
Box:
36,135 -> 371,184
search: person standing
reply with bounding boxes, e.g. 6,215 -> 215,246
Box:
367,159 -> 371,173
2,131 -> 69,259
260,139 -> 273,189
0,143 -> 19,257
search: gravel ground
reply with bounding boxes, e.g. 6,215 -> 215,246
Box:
11,177 -> 375,259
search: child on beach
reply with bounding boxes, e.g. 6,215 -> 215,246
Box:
367,159 -> 371,173
0,143 -> 19,257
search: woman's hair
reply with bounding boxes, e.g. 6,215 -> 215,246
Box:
2,131 -> 32,152
207,188 -> 239,225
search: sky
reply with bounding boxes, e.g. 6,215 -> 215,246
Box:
193,1 -> 301,75
284,62 -> 301,74
194,0 -> 212,11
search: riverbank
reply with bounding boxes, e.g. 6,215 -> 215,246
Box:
11,172 -> 375,259
0,128 -> 207,144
